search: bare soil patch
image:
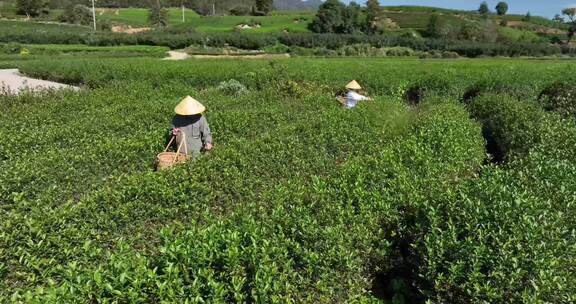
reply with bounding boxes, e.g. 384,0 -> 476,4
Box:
163,51 -> 190,61
0,69 -> 79,95
111,25 -> 152,34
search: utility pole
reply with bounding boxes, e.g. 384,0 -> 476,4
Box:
91,0 -> 96,31
181,0 -> 185,22
212,2 -> 215,16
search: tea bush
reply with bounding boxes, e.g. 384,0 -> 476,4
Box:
420,99 -> 576,303
3,96 -> 487,302
0,71 -> 413,301
216,79 -> 248,95
0,20 -> 573,57
12,57 -> 576,97
1,57 -> 576,302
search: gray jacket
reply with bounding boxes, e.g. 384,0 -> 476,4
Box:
171,114 -> 212,156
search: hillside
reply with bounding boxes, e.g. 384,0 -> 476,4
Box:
0,0 -> 322,12
0,2 -> 567,40
91,8 -> 313,33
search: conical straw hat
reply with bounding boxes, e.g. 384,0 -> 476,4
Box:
174,96 -> 206,115
345,80 -> 362,90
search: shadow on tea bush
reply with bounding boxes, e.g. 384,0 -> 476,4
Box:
468,94 -> 547,162
539,81 -> 576,118
404,78 -> 454,106
462,80 -> 536,105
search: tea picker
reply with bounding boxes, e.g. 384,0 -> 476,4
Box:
337,80 -> 373,108
155,96 -> 213,170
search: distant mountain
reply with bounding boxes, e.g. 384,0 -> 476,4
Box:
274,0 -> 322,11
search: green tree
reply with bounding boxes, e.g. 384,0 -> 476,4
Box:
523,11 -> 531,21
16,0 -> 49,17
553,14 -> 564,25
341,1 -> 362,34
230,6 -> 251,16
495,2 -> 508,16
308,0 -> 346,33
59,4 -> 92,25
478,1 -> 490,16
426,13 -> 449,39
562,7 -> 576,42
149,0 -> 168,28
365,0 -> 382,33
255,0 -> 273,15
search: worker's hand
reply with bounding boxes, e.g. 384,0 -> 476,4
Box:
205,143 -> 213,151
172,128 -> 181,136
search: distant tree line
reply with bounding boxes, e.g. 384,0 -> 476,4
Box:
45,0 -> 273,16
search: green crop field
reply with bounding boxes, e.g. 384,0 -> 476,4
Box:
0,43 -> 170,62
0,4 -> 313,33
0,19 -> 90,34
20,44 -> 168,54
175,14 -> 312,33
96,8 -> 200,27
1,55 -> 576,302
96,8 -> 313,33
384,11 -> 465,29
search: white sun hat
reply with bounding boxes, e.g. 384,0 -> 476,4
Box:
345,80 -> 362,90
174,96 -> 206,115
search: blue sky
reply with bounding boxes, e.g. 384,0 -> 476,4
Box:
340,1 -> 576,18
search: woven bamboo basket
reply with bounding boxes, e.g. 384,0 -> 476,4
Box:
155,134 -> 190,171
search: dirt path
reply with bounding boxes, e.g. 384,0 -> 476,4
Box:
162,51 -> 290,60
0,69 -> 79,95
163,51 -> 190,60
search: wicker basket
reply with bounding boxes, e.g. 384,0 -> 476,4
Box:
155,134 -> 190,171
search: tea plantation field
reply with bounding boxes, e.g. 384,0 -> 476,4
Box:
1,56 -> 576,302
